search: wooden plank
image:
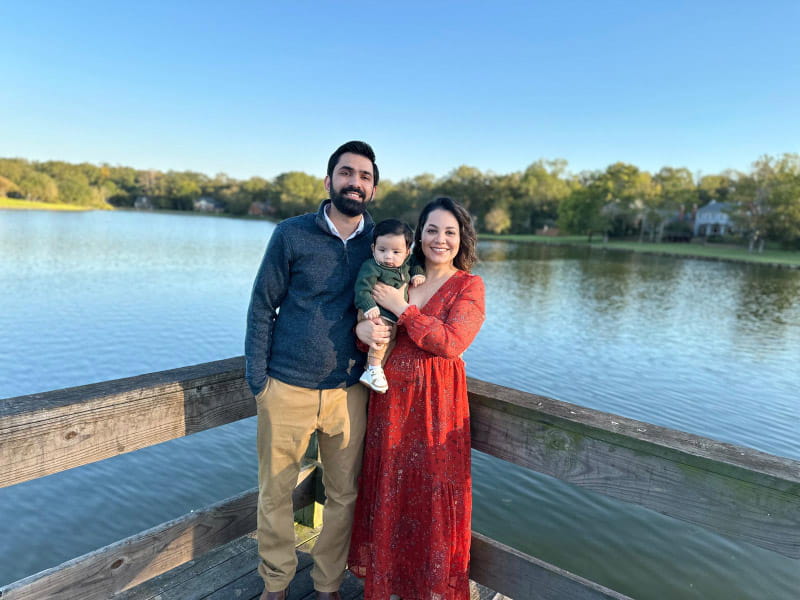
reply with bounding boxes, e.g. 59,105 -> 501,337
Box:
1,358 -> 252,488
119,527 -> 321,600
469,532 -> 633,600
0,466 -> 315,600
469,581 -> 507,600
468,378 -> 800,489
202,570 -> 264,600
116,534 -> 260,600
121,537 -> 314,600
293,535 -> 364,600
468,378 -> 800,558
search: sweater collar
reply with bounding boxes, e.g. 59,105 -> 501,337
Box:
315,199 -> 374,241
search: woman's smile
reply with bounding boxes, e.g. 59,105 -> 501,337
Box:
421,209 -> 460,267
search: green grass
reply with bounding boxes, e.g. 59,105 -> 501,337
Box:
481,234 -> 589,244
480,234 -> 800,267
0,197 -> 99,211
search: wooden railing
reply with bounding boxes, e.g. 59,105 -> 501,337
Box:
2,357 -> 798,599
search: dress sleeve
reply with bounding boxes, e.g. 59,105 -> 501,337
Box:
397,274 -> 485,359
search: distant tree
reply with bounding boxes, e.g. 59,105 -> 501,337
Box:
216,176 -> 273,216
730,172 -> 768,250
651,167 -> 696,241
216,185 -> 252,216
512,159 -> 572,232
97,180 -> 124,205
435,165 -> 490,220
107,165 -> 139,190
241,176 -> 271,203
749,154 -> 800,247
486,172 -> 525,232
138,169 -> 163,200
205,172 -> 232,195
100,164 -> 142,206
76,162 -> 103,186
728,156 -> 800,249
103,165 -> 140,206
558,186 -> 610,241
697,172 -> 735,205
57,177 -> 95,205
372,174 -> 435,225
18,171 -> 59,203
0,175 -> 20,197
39,160 -> 84,183
162,171 -> 202,210
34,160 -> 110,207
0,158 -> 32,183
484,205 -> 512,234
592,163 -> 658,238
272,171 -> 322,217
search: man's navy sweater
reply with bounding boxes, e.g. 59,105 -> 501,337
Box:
245,200 -> 375,396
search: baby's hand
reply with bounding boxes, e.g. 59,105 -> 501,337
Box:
411,275 -> 426,287
364,307 -> 380,320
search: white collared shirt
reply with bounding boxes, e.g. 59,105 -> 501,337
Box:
324,204 -> 364,245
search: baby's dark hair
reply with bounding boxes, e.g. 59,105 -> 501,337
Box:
373,219 -> 414,248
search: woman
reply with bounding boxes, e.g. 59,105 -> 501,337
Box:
349,197 -> 485,600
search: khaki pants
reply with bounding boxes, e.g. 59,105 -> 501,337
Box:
256,377 -> 368,592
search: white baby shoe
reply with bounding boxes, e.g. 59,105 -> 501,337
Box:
359,365 -> 388,393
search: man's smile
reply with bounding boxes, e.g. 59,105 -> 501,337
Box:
342,187 -> 364,200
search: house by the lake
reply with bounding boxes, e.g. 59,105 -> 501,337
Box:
693,200 -> 735,236
248,201 -> 275,217
133,196 -> 153,210
193,197 -> 224,213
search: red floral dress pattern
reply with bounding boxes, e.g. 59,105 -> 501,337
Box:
349,271 -> 486,600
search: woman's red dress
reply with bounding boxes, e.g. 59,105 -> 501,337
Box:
349,270 -> 486,600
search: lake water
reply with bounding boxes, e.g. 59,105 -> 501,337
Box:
1,210 -> 798,599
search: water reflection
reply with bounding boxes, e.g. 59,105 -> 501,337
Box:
472,240 -> 800,460
736,264 -> 800,326
476,240 -> 800,360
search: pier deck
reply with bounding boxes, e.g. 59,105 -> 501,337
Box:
116,529 -> 362,600
116,526 -> 503,600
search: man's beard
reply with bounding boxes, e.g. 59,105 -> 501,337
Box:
330,186 -> 370,217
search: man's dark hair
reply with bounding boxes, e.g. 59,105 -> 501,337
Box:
373,219 -> 413,248
327,141 -> 379,185
413,196 -> 478,272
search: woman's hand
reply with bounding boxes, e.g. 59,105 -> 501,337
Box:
373,282 -> 409,317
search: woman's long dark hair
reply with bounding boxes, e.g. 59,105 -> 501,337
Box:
413,196 -> 478,272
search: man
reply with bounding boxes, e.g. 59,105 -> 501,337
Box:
245,141 -> 389,600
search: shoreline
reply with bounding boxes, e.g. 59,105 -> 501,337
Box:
5,200 -> 798,270
480,234 -> 800,270
0,198 -> 103,212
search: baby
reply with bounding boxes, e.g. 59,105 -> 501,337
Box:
355,219 -> 425,393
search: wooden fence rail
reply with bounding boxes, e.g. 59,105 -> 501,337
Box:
2,357 -> 798,599
468,379 -> 800,559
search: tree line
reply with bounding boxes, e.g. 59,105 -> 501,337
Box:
1,153 -> 798,247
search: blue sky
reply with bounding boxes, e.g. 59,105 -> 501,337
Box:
1,1 -> 798,183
